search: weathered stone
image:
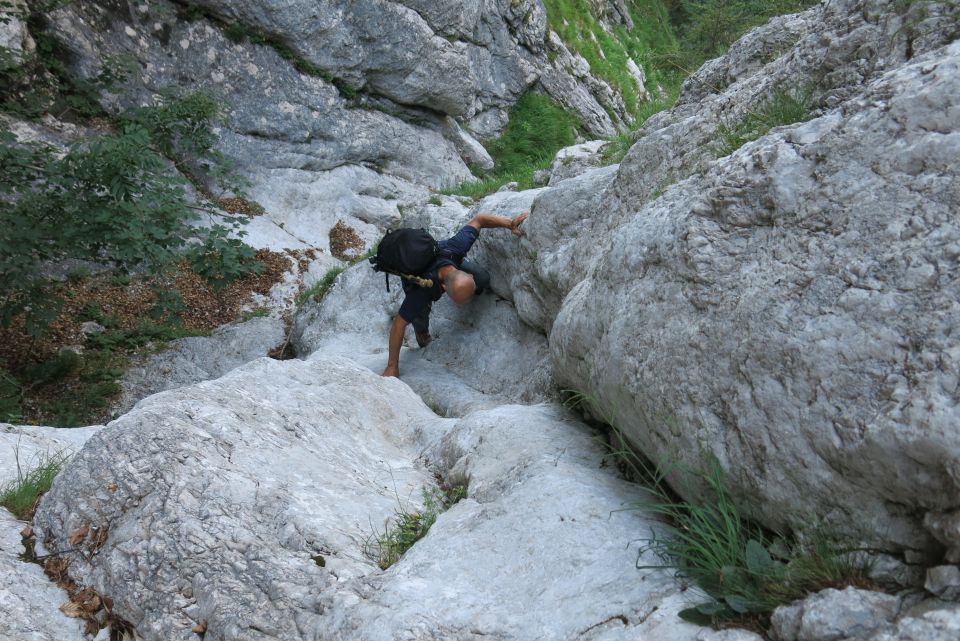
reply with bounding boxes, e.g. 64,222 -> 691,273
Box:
868,554 -> 926,589
0,424 -> 101,641
770,587 -> 901,641
925,566 -> 960,600
114,316 -> 287,416
698,630 -> 766,641
489,23 -> 960,549
34,355 -> 700,641
0,511 -> 86,641
0,1 -> 34,70
925,511 -> 960,562
865,604 -> 960,641
80,321 -> 106,337
549,140 -> 612,185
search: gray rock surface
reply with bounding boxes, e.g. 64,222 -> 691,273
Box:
548,140 -> 612,185
0,511 -> 86,641
474,2 -> 960,551
114,316 -> 286,416
34,356 -> 701,641
925,565 -> 960,600
0,2 -> 33,70
0,424 -> 103,484
174,0 -> 626,136
866,604 -> 960,641
0,424 -> 101,641
770,587 -> 902,641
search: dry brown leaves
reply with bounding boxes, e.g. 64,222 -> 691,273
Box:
1,249 -> 294,424
214,196 -> 265,216
329,220 -> 366,261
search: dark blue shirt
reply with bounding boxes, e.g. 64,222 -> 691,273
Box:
398,225 -> 478,323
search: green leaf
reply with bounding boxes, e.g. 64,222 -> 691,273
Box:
746,539 -> 773,575
724,594 -> 760,614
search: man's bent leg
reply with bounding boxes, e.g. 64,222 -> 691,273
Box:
412,301 -> 432,347
459,259 -> 491,294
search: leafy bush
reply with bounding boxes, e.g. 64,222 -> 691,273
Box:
0,90 -> 261,333
372,484 -> 467,569
0,451 -> 67,519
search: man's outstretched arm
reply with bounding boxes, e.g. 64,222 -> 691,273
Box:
382,314 -> 408,377
467,212 -> 529,236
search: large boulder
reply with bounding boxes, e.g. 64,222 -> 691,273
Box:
33,355 -> 702,641
474,1 -> 960,553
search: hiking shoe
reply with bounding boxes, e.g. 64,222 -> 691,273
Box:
415,331 -> 432,348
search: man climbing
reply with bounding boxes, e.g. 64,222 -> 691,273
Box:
381,211 -> 529,378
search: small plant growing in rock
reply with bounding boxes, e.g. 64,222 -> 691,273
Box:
0,451 -> 68,520
715,85 -> 816,157
296,265 -> 347,305
372,483 -> 467,569
605,427 -> 873,628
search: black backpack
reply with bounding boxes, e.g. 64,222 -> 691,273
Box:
369,228 -> 439,291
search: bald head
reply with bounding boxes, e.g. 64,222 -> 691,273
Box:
443,269 -> 475,305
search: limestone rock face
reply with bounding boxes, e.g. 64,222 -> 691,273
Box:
171,0 -> 625,136
0,3 -> 34,70
33,356 -> 700,641
114,316 -> 287,416
475,1 -> 960,551
0,424 -> 102,641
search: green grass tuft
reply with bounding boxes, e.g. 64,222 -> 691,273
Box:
372,484 -> 467,569
604,426 -> 873,627
0,452 -> 68,520
442,93 -> 579,198
297,265 -> 347,305
715,85 -> 815,157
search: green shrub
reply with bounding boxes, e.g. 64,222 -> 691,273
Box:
442,93 -> 580,198
715,85 -> 815,156
0,451 -> 68,519
0,90 -> 261,334
372,484 -> 467,569
605,427 -> 872,627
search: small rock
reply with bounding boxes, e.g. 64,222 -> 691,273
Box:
771,587 -> 901,641
496,181 -> 519,193
532,170 -> 551,186
698,628 -> 765,641
868,553 -> 925,589
925,566 -> 960,600
81,321 -> 107,336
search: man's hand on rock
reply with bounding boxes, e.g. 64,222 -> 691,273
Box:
511,212 -> 529,237
382,364 -> 400,378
